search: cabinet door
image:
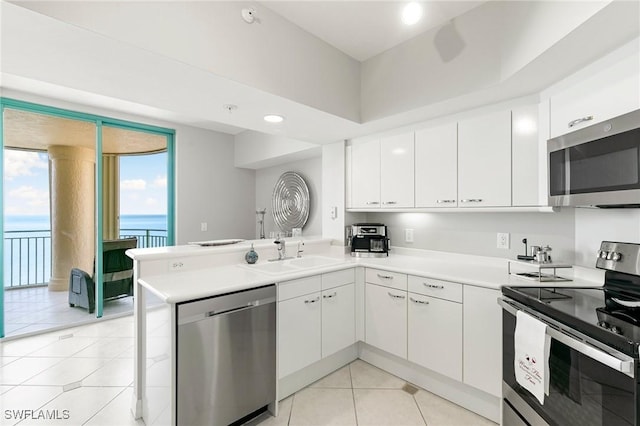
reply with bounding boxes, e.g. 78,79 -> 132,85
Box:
408,293 -> 462,381
550,51 -> 640,138
351,139 -> 381,208
458,110 -> 512,207
463,286 -> 502,397
512,104 -> 541,206
278,292 -> 321,378
415,123 -> 458,207
365,283 -> 407,359
322,283 -> 356,358
380,133 -> 415,208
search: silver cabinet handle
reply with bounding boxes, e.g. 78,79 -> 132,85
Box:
377,274 -> 394,279
423,283 -> 444,289
410,297 -> 429,305
304,297 -> 320,304
366,201 -> 380,205
322,292 -> 337,299
498,298 -> 635,378
383,201 -> 397,205
460,199 -> 483,203
388,292 -> 406,299
568,116 -> 594,128
436,199 -> 456,204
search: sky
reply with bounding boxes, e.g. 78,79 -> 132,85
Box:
4,149 -> 167,216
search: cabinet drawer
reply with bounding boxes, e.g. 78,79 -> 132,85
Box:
278,275 -> 322,301
408,275 -> 462,303
365,268 -> 407,290
322,269 -> 355,290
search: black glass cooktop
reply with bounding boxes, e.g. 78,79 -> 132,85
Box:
502,285 -> 640,357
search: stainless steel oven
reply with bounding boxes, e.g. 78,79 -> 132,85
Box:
500,241 -> 640,425
548,109 -> 640,207
500,296 -> 637,425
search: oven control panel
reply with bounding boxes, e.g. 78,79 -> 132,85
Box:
596,241 -> 640,274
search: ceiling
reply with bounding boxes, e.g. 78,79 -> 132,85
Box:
260,1 -> 484,61
3,108 -> 167,155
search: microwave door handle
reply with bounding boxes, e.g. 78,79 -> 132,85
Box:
564,149 -> 571,195
498,298 -> 635,378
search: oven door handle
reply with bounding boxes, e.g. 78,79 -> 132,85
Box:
498,298 -> 636,378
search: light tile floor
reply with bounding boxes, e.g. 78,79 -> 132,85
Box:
1,315 -> 497,426
252,360 -> 497,426
4,286 -> 163,337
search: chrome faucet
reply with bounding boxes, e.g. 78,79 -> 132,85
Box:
296,241 -> 305,258
275,239 -> 286,260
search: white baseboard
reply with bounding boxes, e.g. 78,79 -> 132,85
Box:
278,344 -> 358,399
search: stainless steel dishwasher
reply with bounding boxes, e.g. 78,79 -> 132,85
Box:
176,284 -> 276,425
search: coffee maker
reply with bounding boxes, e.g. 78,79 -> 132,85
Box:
348,223 -> 390,257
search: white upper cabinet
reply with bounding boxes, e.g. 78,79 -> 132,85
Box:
351,139 -> 381,208
380,133 -> 415,208
458,110 -> 512,207
415,123 -> 458,208
512,104 -> 541,206
549,49 -> 640,139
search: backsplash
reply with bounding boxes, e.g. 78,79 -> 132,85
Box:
366,209 -> 576,264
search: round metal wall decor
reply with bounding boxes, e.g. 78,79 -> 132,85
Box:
272,172 -> 310,233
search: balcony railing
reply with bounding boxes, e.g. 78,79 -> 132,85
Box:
119,228 -> 168,249
4,229 -> 167,288
4,230 -> 51,289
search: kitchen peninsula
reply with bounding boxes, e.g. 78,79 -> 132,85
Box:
127,237 -> 602,426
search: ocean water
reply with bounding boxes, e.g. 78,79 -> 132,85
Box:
4,214 -> 167,287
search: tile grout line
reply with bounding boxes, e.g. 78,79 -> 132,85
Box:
349,362 -> 359,426
413,393 -> 429,426
80,385 -> 129,426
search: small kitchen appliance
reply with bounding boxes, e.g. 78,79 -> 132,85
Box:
500,241 -> 640,426
349,223 -> 390,257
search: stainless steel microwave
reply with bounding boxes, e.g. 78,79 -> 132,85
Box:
548,109 -> 640,207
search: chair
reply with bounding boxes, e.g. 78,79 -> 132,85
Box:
68,237 -> 138,313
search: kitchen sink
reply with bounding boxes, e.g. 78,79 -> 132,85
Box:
287,256 -> 342,268
239,256 -> 343,275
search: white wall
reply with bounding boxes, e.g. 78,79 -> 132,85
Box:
234,131 -> 321,169
176,128 -> 256,244
0,88 -> 256,245
255,157 -> 322,239
11,1 -> 360,123
366,210 -> 576,263
574,209 -> 640,267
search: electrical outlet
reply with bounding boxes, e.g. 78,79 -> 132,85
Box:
405,228 -> 414,243
169,260 -> 185,271
200,222 -> 207,232
497,232 -> 510,249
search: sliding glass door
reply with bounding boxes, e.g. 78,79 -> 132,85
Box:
0,98 -> 174,337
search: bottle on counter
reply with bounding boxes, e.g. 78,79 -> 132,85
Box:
245,243 -> 259,264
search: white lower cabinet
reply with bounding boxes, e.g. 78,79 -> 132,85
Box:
408,292 -> 462,381
365,282 -> 407,359
462,285 -> 502,397
278,270 -> 356,379
322,283 -> 356,358
278,291 -> 322,379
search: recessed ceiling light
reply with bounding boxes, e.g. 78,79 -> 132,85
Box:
402,2 -> 423,26
264,114 -> 284,123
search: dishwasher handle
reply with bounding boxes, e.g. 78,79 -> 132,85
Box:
178,285 -> 276,325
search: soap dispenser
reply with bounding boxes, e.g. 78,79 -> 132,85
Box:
245,243 -> 259,264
